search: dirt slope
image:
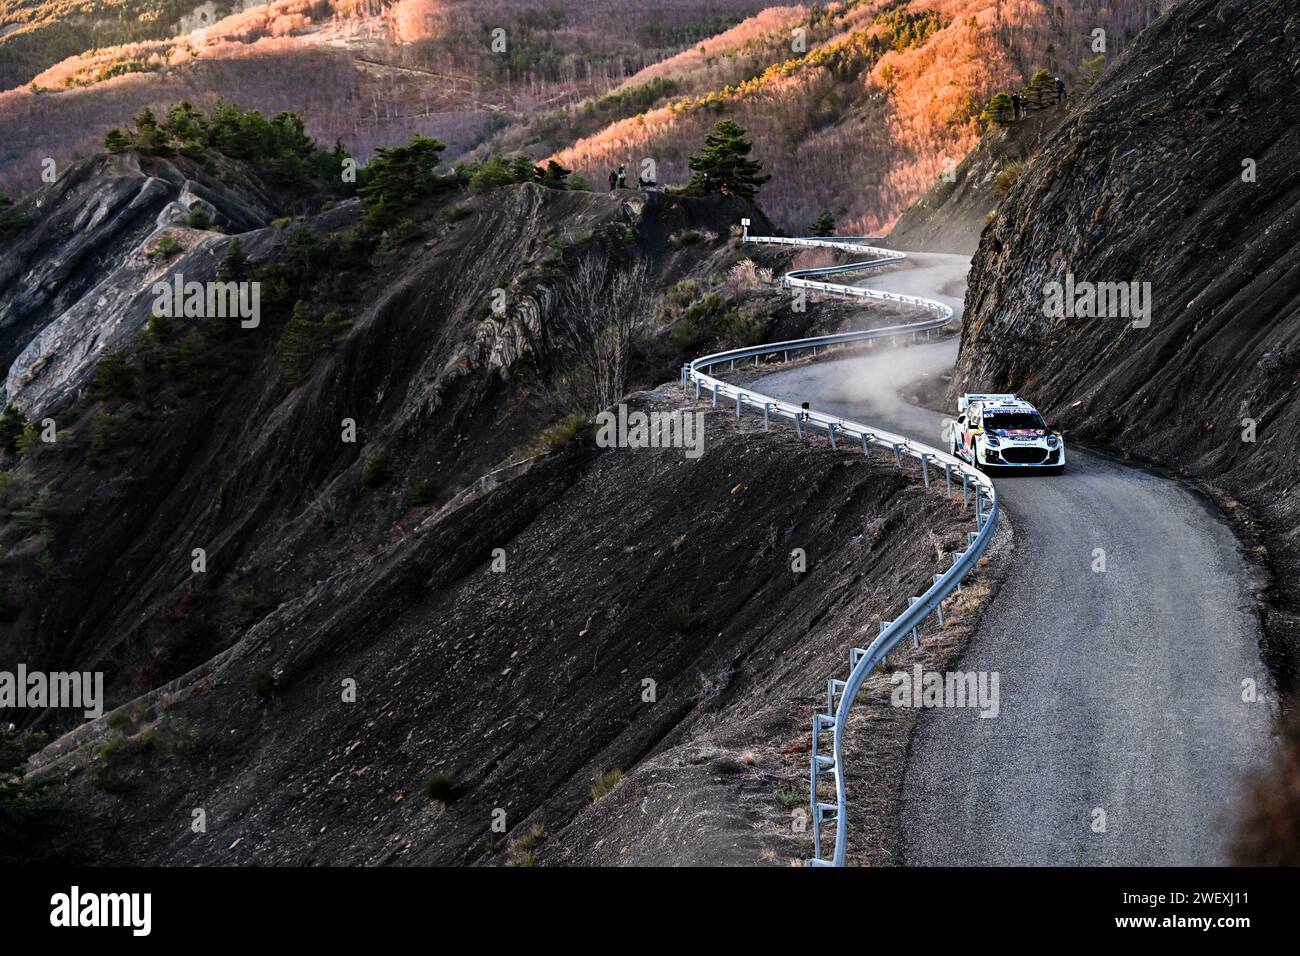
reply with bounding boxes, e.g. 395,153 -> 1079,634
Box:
28,386 -> 982,865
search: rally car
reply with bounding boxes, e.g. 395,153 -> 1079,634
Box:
950,393 -> 1065,472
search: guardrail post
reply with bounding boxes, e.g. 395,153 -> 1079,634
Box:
694,379 -> 701,401
933,575 -> 945,626
736,393 -> 743,418
763,403 -> 771,430
730,359 -> 736,371
795,415 -> 804,439
861,434 -> 870,456
711,383 -> 719,407
920,453 -> 930,488
944,462 -> 953,495
827,678 -> 846,715
827,423 -> 838,450
893,443 -> 903,468
962,473 -> 970,508
783,350 -> 789,362
952,552 -> 963,592
907,597 -> 921,647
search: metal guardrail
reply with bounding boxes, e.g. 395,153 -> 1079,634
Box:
679,229 -> 999,867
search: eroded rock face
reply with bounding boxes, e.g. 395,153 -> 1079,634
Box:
956,0 -> 1300,686
0,152 -> 281,410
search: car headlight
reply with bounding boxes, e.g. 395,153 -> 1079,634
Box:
984,434 -> 1001,447
1045,434 -> 1060,447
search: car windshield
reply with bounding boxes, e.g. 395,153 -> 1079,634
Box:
982,412 -> 1045,431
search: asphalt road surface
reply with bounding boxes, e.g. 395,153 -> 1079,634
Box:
751,252 -> 1273,865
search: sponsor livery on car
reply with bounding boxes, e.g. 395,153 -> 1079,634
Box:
951,393 -> 1065,471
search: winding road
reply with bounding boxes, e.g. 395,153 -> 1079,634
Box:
749,252 -> 1273,865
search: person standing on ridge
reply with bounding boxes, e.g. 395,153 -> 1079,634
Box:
608,169 -> 617,191
1055,75 -> 1066,104
617,164 -> 627,189
1011,92 -> 1022,119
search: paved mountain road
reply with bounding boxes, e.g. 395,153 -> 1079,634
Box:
749,253 -> 1272,865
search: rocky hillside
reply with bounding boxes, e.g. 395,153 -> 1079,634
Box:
24,386 -> 995,865
954,0 -> 1300,691
0,143 -> 790,722
886,105 -> 1066,253
0,109 -> 1007,865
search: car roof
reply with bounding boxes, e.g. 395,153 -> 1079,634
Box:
978,400 -> 1039,412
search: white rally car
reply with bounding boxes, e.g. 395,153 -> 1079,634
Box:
950,393 -> 1065,472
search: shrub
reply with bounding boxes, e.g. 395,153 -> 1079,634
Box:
185,204 -> 211,230
280,303 -> 350,386
667,603 -> 696,634
0,405 -> 26,455
525,413 -> 590,457
0,195 -> 28,240
361,453 -> 389,487
12,489 -> 57,538
995,160 -> 1025,196
669,228 -> 715,248
14,423 -> 40,460
438,204 -> 472,223
468,154 -> 517,192
590,769 -> 624,802
88,351 -> 134,400
422,771 -> 455,803
104,128 -> 131,153
407,477 -> 432,507
87,412 -> 130,464
217,237 -> 250,281
150,234 -> 183,260
146,313 -> 173,341
249,671 -> 277,698
507,822 -> 545,867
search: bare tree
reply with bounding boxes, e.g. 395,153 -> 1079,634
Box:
552,254 -> 654,414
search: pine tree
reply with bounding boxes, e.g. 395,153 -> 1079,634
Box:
217,237 -> 250,282
1028,69 -> 1055,107
981,92 -> 1015,127
810,210 -> 836,237
508,155 -> 537,184
104,128 -> 131,154
1077,55 -> 1105,91
686,120 -> 770,200
186,204 -> 211,230
360,135 -> 446,209
133,108 -> 169,153
539,159 -> 572,189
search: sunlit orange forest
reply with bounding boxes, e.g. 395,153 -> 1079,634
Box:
0,0 -> 1166,230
